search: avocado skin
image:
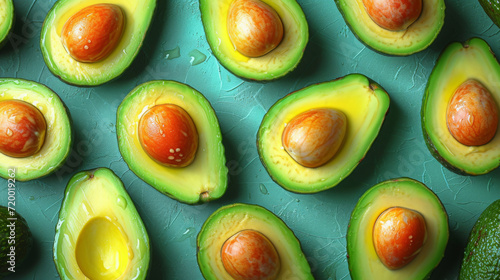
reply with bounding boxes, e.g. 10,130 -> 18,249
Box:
459,199 -> 500,279
479,0 -> 500,27
0,206 -> 33,276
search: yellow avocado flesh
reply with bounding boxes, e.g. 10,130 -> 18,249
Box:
424,38 -> 500,174
201,0 -> 308,80
0,79 -> 72,181
54,168 -> 149,280
258,74 -> 389,193
41,0 -> 155,85
347,178 -> 448,279
338,0 -> 444,55
197,204 -> 313,280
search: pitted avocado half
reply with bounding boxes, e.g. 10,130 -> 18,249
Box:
0,0 -> 14,49
257,74 -> 390,193
40,0 -> 156,86
199,0 -> 308,81
347,178 -> 449,280
54,168 -> 150,280
116,80 -> 228,204
197,203 -> 313,280
335,0 -> 445,55
0,78 -> 72,181
422,38 -> 500,175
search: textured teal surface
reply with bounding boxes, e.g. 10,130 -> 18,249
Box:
0,0 -> 500,279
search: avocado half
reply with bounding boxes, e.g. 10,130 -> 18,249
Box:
0,0 -> 14,49
54,168 -> 150,280
0,78 -> 72,181
335,0 -> 445,55
421,38 -> 500,175
40,0 -> 156,86
197,203 -> 313,280
347,178 -> 449,280
199,0 -> 308,81
257,74 -> 390,193
116,80 -> 228,204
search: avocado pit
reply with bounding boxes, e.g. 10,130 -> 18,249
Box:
373,207 -> 427,270
0,100 -> 47,158
282,108 -> 347,168
221,229 -> 281,280
446,79 -> 499,146
61,4 -> 125,63
138,104 -> 199,168
362,0 -> 422,31
227,0 -> 284,57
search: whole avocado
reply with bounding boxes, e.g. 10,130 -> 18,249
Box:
478,0 -> 500,27
459,199 -> 500,279
0,206 -> 33,276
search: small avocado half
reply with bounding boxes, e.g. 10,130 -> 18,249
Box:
335,0 -> 445,55
54,168 -> 150,280
40,0 -> 156,86
116,80 -> 228,204
199,0 -> 309,81
347,178 -> 449,280
257,74 -> 390,193
197,203 -> 313,280
0,0 -> 14,49
0,78 -> 72,181
421,38 -> 500,175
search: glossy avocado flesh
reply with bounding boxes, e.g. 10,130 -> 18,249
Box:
335,0 -> 445,55
422,38 -> 500,175
197,203 -> 313,280
347,178 -> 448,280
0,206 -> 32,276
0,0 -> 14,48
478,0 -> 500,27
116,80 -> 228,204
257,74 -> 390,193
199,0 -> 308,81
460,199 -> 500,279
54,168 -> 150,280
40,0 -> 156,86
0,78 -> 72,181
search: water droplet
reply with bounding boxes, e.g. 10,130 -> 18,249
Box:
128,250 -> 134,260
189,49 -> 207,66
259,183 -> 268,195
29,196 -> 35,200
117,196 -> 128,209
6,128 -> 12,137
164,46 -> 180,60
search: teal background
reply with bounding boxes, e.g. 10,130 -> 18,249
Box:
1,0 -> 500,279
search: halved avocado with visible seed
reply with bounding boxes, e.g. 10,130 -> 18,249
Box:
116,80 -> 228,204
0,0 -> 14,49
54,168 -> 150,280
40,0 -> 156,86
257,74 -> 390,193
0,78 -> 72,181
421,37 -> 500,175
197,203 -> 313,280
335,0 -> 445,55
199,0 -> 308,81
347,178 -> 449,279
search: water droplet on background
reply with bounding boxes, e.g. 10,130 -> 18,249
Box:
189,49 -> 207,66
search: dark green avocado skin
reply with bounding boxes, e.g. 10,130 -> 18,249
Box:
0,206 -> 32,276
459,199 -> 500,279
479,0 -> 500,27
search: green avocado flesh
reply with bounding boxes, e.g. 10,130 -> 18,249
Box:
0,206 -> 32,276
197,203 -> 313,280
40,0 -> 156,86
0,78 -> 72,181
199,0 -> 308,80
335,0 -> 445,55
347,178 -> 449,280
54,168 -> 150,280
460,199 -> 500,279
478,0 -> 500,27
0,0 -> 14,48
257,74 -> 390,193
421,38 -> 500,175
117,80 -> 228,204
